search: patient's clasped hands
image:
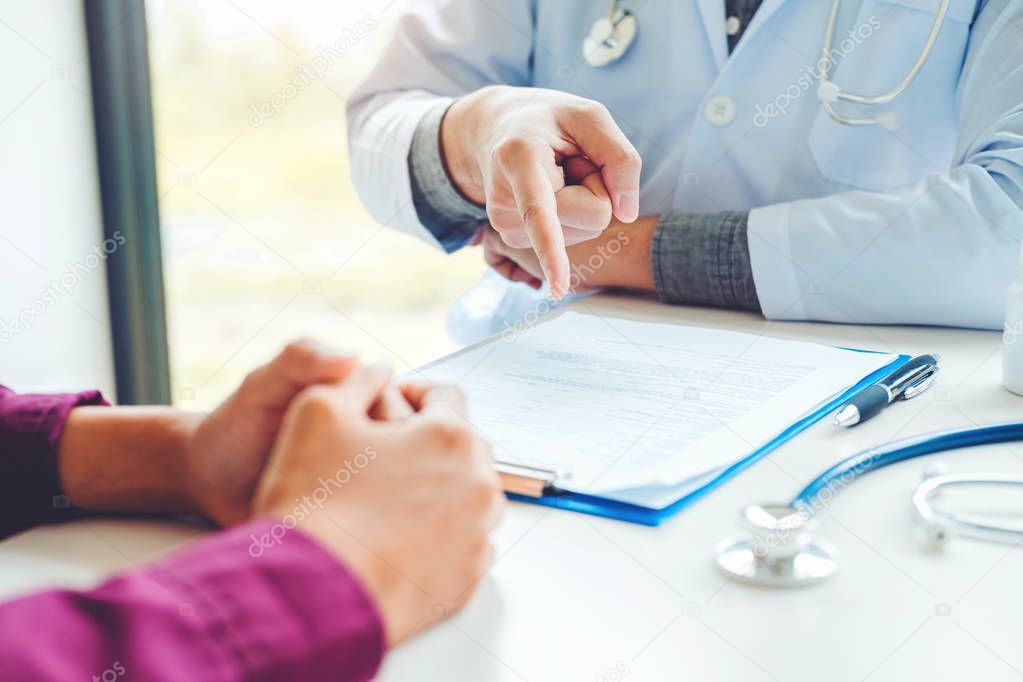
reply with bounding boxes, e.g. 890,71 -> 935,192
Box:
253,360 -> 504,646
57,340 -> 504,647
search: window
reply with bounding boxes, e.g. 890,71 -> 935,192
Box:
146,0 -> 484,409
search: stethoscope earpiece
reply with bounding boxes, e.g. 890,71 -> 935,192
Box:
913,472 -> 1023,550
817,0 -> 948,127
816,81 -> 841,104
920,518 -> 954,553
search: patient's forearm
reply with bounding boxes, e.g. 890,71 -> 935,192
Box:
58,406 -> 202,516
572,211 -> 761,312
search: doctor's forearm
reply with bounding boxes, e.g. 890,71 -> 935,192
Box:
580,211 -> 761,313
409,101 -> 488,252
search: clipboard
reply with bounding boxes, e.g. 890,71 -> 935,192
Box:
500,351 -> 912,526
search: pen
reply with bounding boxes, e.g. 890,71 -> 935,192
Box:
833,353 -> 941,427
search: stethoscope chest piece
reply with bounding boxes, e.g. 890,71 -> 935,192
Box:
583,7 -> 637,67
714,503 -> 838,588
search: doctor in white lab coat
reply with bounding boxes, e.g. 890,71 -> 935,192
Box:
347,0 -> 1023,333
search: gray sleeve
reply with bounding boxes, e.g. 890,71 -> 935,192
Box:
650,210 -> 762,312
408,101 -> 489,252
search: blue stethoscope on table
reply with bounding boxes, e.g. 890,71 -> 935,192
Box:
584,0 -> 950,129
715,423 -> 1023,588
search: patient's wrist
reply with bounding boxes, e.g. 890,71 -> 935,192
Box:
568,215 -> 658,290
58,407 -> 200,516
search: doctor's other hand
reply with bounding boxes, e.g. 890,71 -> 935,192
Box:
479,217 -> 658,294
252,368 -> 504,648
442,85 -> 642,298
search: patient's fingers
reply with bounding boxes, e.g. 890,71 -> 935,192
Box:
244,339 -> 357,408
401,383 -> 468,416
369,383 -> 414,421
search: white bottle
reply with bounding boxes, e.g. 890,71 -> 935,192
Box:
1002,243 -> 1023,395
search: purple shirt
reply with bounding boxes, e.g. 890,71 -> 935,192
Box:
0,386 -> 385,681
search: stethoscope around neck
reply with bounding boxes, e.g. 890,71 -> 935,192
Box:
583,0 -> 951,130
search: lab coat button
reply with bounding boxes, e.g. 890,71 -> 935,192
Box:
705,95 -> 736,126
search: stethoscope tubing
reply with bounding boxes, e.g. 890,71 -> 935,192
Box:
913,473 -> 1023,543
596,0 -> 948,129
819,0 -> 949,106
791,422 -> 1023,507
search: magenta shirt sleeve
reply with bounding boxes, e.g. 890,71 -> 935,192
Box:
0,519 -> 386,681
0,385 -> 386,680
0,385 -> 109,539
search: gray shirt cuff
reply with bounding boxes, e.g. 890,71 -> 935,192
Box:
651,210 -> 762,312
408,101 -> 489,252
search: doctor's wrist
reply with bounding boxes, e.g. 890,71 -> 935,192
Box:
440,93 -> 490,206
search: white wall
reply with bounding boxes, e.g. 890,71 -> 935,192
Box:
0,1 -> 116,395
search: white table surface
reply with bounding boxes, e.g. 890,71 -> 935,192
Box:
3,293 -> 1022,682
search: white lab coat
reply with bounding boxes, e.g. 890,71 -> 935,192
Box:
348,0 -> 1023,330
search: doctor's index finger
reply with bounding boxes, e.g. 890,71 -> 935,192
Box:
496,139 -> 570,298
556,101 -> 641,223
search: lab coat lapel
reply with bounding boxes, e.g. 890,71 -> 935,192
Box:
695,0 -> 790,70
736,0 -> 790,51
695,0 -> 727,70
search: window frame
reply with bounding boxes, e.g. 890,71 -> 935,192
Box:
83,0 -> 170,404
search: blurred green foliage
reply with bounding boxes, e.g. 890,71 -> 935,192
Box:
147,1 -> 484,409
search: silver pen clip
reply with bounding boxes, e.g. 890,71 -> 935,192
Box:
898,368 -> 939,400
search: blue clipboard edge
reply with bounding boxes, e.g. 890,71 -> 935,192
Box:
508,351 -> 913,527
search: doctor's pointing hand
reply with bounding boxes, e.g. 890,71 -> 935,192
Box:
349,0 -> 1023,333
440,85 -> 641,298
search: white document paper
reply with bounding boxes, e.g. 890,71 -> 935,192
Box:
418,312 -> 895,506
